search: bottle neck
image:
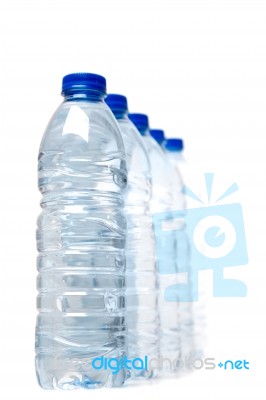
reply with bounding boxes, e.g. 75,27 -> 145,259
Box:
62,90 -> 105,102
139,127 -> 150,137
113,110 -> 128,120
166,151 -> 184,162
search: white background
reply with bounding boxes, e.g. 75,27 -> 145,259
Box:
1,0 -> 266,399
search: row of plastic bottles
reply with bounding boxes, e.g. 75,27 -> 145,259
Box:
35,72 -> 200,390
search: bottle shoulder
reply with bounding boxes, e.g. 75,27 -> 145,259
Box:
39,100 -> 125,159
118,119 -> 151,176
142,136 -> 172,178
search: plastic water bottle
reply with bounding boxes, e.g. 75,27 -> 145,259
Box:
163,139 -> 186,195
164,139 -> 207,360
163,138 -> 195,365
35,73 -> 128,389
128,114 -> 180,374
105,95 -> 159,379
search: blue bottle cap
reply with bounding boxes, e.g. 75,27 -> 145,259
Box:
105,94 -> 128,118
128,113 -> 149,136
62,73 -> 106,95
164,138 -> 184,152
150,129 -> 165,145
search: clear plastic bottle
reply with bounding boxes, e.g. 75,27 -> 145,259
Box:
163,139 -> 186,193
35,73 -> 128,389
163,138 -> 195,366
163,138 -> 207,358
105,95 -> 159,379
128,114 -> 180,374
